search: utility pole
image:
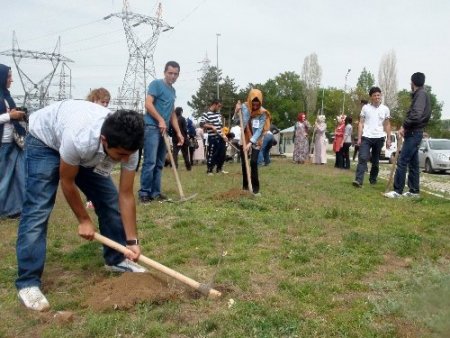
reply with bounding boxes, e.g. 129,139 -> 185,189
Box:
342,68 -> 351,114
216,33 -> 221,100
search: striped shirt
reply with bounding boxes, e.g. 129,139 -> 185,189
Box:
200,111 -> 223,136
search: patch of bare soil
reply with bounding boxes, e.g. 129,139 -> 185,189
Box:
364,253 -> 413,284
84,272 -> 186,311
214,188 -> 252,200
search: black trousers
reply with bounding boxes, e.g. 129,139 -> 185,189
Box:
240,145 -> 260,193
207,136 -> 226,173
172,142 -> 192,170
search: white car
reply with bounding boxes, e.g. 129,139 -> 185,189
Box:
381,132 -> 398,163
418,138 -> 450,173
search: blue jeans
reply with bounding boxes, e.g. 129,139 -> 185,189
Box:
393,130 -> 423,194
16,135 -> 127,290
354,137 -> 384,185
139,125 -> 166,198
258,133 -> 273,166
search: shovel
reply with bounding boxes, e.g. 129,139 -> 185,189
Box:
94,233 -> 222,299
385,134 -> 403,193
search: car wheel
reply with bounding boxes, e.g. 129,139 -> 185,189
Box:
425,159 -> 434,173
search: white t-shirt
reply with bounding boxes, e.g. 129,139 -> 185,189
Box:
230,125 -> 241,141
360,103 -> 390,138
29,100 -> 138,171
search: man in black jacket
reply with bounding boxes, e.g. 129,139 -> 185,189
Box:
385,72 -> 431,198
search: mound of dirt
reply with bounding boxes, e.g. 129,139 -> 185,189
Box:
85,272 -> 185,311
214,188 -> 252,200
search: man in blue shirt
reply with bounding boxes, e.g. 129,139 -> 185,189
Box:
139,61 -> 184,203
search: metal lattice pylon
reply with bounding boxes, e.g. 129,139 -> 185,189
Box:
104,1 -> 172,112
0,31 -> 73,112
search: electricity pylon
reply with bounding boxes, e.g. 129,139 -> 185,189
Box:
104,1 -> 173,112
0,31 -> 73,111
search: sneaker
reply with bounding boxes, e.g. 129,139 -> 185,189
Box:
352,180 -> 362,188
403,192 -> 420,198
105,259 -> 147,273
139,196 -> 153,204
18,286 -> 50,311
207,172 -> 214,176
384,191 -> 403,198
219,170 -> 229,174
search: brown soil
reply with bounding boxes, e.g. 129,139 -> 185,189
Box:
84,272 -> 186,311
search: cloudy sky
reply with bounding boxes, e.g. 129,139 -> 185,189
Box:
1,0 -> 449,118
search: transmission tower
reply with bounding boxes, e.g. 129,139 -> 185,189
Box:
198,51 -> 211,79
0,31 -> 73,112
57,62 -> 72,101
104,1 -> 173,112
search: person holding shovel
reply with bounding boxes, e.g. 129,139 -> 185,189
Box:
234,89 -> 271,194
16,100 -> 147,312
384,72 -> 431,198
138,61 -> 184,203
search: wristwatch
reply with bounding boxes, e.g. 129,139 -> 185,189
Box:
126,239 -> 139,246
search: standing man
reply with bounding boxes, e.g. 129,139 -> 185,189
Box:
353,87 -> 391,187
385,72 -> 431,198
16,100 -> 147,312
200,99 -> 228,175
171,107 -> 191,171
139,61 -> 184,203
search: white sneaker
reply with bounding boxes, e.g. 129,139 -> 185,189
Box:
105,259 -> 147,273
384,191 -> 403,199
403,192 -> 420,198
220,170 -> 229,174
18,286 -> 50,311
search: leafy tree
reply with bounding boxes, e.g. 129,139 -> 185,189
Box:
219,76 -> 239,126
301,53 -> 322,114
378,50 -> 398,110
355,67 -> 375,101
188,66 -> 222,119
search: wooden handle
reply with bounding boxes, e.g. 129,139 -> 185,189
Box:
385,135 -> 403,193
162,133 -> 185,199
94,233 -> 222,299
238,109 -> 253,193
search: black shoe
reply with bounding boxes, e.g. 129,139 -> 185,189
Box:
139,196 -> 153,204
352,180 -> 362,188
369,180 -> 377,185
155,194 -> 170,201
7,213 -> 21,219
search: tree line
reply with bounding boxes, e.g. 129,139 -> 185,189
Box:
188,52 -> 445,137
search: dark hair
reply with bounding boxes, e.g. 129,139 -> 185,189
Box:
101,109 -> 144,151
368,87 -> 381,96
210,98 -> 221,105
175,106 -> 183,116
345,116 -> 353,125
411,72 -> 425,87
164,61 -> 180,72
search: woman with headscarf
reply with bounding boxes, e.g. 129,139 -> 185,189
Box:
293,112 -> 311,164
333,114 -> 346,168
0,64 -> 27,218
234,89 -> 271,194
313,114 -> 327,164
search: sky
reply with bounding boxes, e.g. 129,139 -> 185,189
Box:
1,0 -> 449,119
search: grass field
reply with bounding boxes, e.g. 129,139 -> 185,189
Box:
1,158 -> 449,337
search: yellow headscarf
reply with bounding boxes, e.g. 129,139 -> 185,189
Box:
244,89 -> 272,145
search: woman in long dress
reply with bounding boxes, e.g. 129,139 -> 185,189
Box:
293,112 -> 311,164
192,127 -> 205,164
314,114 -> 327,164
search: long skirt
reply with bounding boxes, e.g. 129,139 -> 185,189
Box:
0,142 -> 25,217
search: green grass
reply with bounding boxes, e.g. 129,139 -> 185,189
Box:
1,158 -> 450,337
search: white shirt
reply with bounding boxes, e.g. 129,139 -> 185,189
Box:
1,99 -> 13,143
29,100 -> 138,171
230,125 -> 241,141
360,103 -> 390,138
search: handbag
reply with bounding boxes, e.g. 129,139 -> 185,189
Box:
189,137 -> 199,149
13,121 -> 27,149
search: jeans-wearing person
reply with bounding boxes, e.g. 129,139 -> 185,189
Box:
354,137 -> 384,185
139,125 -> 166,199
16,136 -> 128,290
258,132 -> 273,166
393,130 -> 423,194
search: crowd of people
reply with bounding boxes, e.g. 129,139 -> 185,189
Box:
0,59 -> 431,312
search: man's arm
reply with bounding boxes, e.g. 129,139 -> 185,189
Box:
357,118 -> 365,146
145,95 -> 167,134
118,168 -> 141,260
59,160 -> 96,240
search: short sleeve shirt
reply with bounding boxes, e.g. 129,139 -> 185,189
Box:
360,103 -> 390,138
29,100 -> 138,171
144,79 -> 176,126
